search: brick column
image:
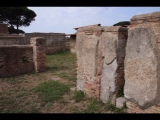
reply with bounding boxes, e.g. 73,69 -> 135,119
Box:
30,37 -> 46,72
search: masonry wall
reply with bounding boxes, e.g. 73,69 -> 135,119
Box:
0,36 -> 26,45
0,45 -> 34,77
0,23 -> 8,34
0,33 -> 67,54
100,26 -> 128,104
76,26 -> 102,99
0,37 -> 46,77
25,33 -> 66,54
76,25 -> 128,101
124,11 -> 160,109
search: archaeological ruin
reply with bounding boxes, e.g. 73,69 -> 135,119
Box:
1,11 -> 160,113
76,11 -> 160,113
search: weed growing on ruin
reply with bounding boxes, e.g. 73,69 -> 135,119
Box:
33,80 -> 70,102
73,90 -> 85,102
116,87 -> 124,98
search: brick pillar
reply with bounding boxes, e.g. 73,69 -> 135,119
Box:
30,37 -> 46,72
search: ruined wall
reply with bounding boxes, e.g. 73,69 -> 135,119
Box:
0,45 -> 34,77
0,36 -> 26,45
76,11 -> 160,113
70,34 -> 76,53
124,11 -> 160,109
0,23 -> 8,34
30,37 -> 46,72
25,33 -> 66,54
76,25 -> 128,100
100,26 -> 128,104
0,33 -> 67,54
76,26 -> 102,98
0,37 -> 46,77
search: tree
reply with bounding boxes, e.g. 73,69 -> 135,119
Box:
0,7 -> 36,33
113,21 -> 130,26
8,26 -> 25,34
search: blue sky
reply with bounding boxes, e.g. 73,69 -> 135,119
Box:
21,7 -> 160,34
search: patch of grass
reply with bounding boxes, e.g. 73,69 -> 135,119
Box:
16,90 -> 30,98
46,50 -> 77,82
73,90 -> 85,102
83,99 -> 103,113
33,80 -> 70,102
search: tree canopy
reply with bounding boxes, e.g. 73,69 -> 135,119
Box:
0,7 -> 36,33
113,21 -> 130,26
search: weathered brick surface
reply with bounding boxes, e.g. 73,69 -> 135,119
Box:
30,37 -> 46,72
0,45 -> 34,77
124,11 -> 160,108
0,33 -> 67,54
0,23 -> 8,34
76,25 -> 128,100
100,26 -> 128,103
25,33 -> 66,54
76,26 -> 102,98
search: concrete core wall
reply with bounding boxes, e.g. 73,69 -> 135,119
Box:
76,25 -> 128,101
124,11 -> 160,109
76,11 -> 160,112
100,26 -> 128,104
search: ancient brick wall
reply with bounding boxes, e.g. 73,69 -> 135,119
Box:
0,45 -> 34,77
25,33 -> 66,54
76,25 -> 102,99
0,33 -> 67,54
76,25 -> 128,101
124,11 -> 160,110
76,11 -> 160,113
0,36 -> 26,45
100,26 -> 128,104
30,37 -> 46,72
0,23 -> 8,34
0,37 -> 46,77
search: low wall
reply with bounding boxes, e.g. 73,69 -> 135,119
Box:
0,33 -> 67,54
25,33 -> 66,54
0,45 -> 34,77
0,37 -> 46,77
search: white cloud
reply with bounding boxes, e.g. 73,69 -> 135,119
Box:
22,7 -> 160,34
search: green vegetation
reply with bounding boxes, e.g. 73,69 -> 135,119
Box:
73,90 -> 85,102
113,21 -> 130,26
46,51 -> 77,82
0,51 -> 128,113
0,7 -> 36,33
33,80 -> 70,102
83,99 -> 104,113
116,87 -> 124,98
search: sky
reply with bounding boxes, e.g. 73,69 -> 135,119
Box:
21,7 -> 160,34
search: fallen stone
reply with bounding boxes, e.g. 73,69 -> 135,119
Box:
116,97 -> 126,109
